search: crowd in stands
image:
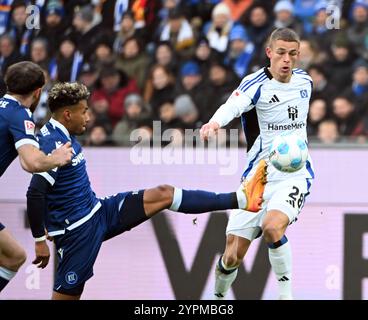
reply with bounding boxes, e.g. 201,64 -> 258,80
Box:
0,0 -> 368,146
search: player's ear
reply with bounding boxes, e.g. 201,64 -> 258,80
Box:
64,109 -> 72,122
265,47 -> 272,59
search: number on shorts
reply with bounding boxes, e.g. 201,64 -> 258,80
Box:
287,186 -> 305,209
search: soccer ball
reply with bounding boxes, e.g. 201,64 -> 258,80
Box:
269,133 -> 308,172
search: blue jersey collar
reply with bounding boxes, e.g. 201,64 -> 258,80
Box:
50,118 -> 71,140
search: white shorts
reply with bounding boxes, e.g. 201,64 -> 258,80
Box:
226,178 -> 312,241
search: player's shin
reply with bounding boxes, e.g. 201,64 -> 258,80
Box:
268,235 -> 293,299
214,255 -> 238,300
0,267 -> 16,292
169,187 -> 239,213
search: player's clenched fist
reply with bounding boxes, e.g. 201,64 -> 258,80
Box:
200,121 -> 220,140
52,141 -> 73,166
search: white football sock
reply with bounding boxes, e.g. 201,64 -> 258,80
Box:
268,240 -> 293,299
236,184 -> 247,209
214,257 -> 238,300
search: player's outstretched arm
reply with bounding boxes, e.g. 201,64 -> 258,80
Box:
17,142 -> 73,173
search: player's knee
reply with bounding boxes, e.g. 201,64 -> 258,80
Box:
263,224 -> 284,243
156,184 -> 174,206
222,252 -> 241,268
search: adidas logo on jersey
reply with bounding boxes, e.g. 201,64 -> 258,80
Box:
278,276 -> 290,282
268,95 -> 280,103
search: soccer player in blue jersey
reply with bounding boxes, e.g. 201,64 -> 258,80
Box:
201,28 -> 315,300
0,61 -> 73,293
26,82 -> 267,300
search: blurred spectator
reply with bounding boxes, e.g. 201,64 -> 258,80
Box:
307,98 -> 329,136
144,64 -> 175,117
332,95 -> 363,136
239,3 -> 273,57
7,1 -> 35,56
78,62 -> 99,91
203,2 -> 233,54
308,64 -> 337,103
151,41 -> 178,74
86,124 -> 113,146
37,0 -> 67,56
115,36 -> 149,91
206,61 -> 238,121
33,66 -> 53,128
158,100 -> 182,132
113,93 -> 152,146
307,1 -> 338,52
90,41 -> 116,73
343,58 -> 368,113
347,0 -> 368,58
176,60 -> 211,122
325,35 -> 354,92
52,36 -> 83,82
91,66 -> 139,127
72,5 -> 106,61
174,94 -> 202,130
113,10 -> 136,53
296,39 -> 325,70
30,38 -> 49,66
0,33 -> 22,76
317,119 -> 340,143
160,7 -> 195,59
224,24 -> 255,79
0,0 -> 12,35
194,37 -> 221,79
273,0 -> 303,35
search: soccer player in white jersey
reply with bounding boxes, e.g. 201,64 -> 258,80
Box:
200,28 -> 315,300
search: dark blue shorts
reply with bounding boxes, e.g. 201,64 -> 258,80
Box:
0,222 -> 4,231
53,190 -> 147,294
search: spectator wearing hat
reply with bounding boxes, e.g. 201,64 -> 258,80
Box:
174,94 -> 203,130
176,60 -> 211,122
91,66 -> 139,127
112,93 -> 152,146
307,1 -> 337,52
115,36 -> 149,91
347,0 -> 368,58
194,37 -> 222,79
273,0 -> 303,35
37,0 -> 68,56
203,3 -> 233,54
224,24 -> 255,79
160,7 -> 195,59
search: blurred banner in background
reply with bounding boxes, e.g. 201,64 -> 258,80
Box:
1,148 -> 367,300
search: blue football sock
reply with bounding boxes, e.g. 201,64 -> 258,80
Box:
169,188 -> 238,213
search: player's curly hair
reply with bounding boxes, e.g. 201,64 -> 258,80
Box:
48,82 -> 90,112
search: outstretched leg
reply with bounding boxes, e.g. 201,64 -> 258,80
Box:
0,226 -> 27,293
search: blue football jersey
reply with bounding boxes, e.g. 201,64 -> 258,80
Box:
0,94 -> 39,177
35,118 -> 99,234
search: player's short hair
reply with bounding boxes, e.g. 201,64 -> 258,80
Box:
268,28 -> 300,47
4,61 -> 45,95
48,82 -> 90,113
